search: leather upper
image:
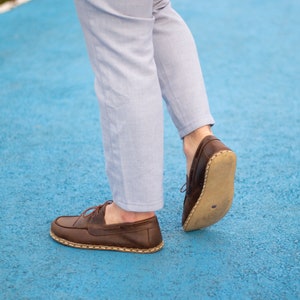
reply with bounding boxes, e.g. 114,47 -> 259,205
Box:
51,201 -> 163,250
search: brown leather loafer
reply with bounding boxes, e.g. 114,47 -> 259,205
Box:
50,201 -> 164,253
182,135 -> 237,231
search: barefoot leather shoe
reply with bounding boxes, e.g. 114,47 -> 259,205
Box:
182,135 -> 237,231
50,201 -> 164,253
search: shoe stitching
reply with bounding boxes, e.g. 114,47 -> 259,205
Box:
50,231 -> 163,254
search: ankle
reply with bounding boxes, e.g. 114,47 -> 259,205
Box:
105,202 -> 155,225
183,125 -> 213,174
184,126 -> 212,155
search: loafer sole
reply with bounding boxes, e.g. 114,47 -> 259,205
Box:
183,150 -> 237,231
50,230 -> 164,254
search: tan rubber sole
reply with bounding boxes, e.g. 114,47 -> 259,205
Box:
50,231 -> 164,254
183,150 -> 237,232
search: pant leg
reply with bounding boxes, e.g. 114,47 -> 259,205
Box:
74,0 -> 164,211
153,0 -> 215,138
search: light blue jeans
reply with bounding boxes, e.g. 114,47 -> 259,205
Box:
74,0 -> 215,211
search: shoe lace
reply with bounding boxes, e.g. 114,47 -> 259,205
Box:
180,182 -> 187,193
80,205 -> 101,218
180,175 -> 190,194
80,201 -> 112,218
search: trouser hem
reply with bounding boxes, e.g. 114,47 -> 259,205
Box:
178,116 -> 215,139
115,199 -> 164,212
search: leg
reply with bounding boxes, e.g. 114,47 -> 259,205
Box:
152,1 -> 215,174
50,0 -> 164,253
153,1 -> 236,231
75,0 -> 164,214
153,1 -> 214,139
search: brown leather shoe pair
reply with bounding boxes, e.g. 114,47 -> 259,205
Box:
50,135 -> 236,253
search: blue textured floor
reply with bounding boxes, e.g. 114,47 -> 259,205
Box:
0,0 -> 299,299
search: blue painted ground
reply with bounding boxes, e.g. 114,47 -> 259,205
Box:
0,0 -> 299,299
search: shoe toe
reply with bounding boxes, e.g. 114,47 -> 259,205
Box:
55,216 -> 78,228
51,216 -> 79,241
